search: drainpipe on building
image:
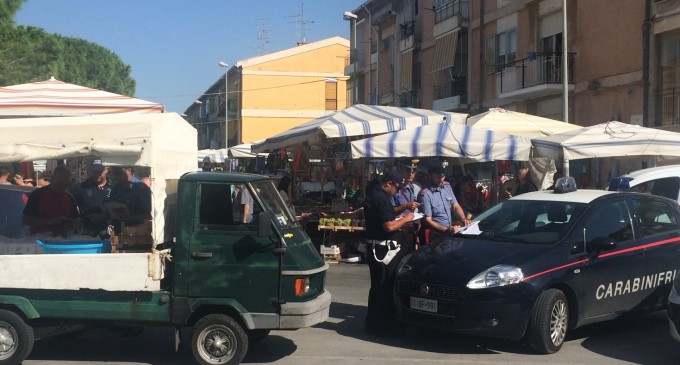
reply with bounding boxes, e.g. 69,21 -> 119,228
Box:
643,0 -> 651,127
365,5 -> 373,105
478,0 -> 485,114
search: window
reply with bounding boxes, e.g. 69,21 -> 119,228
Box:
198,183 -> 235,229
629,177 -> 680,201
633,199 -> 679,238
486,29 -> 516,73
325,80 -> 338,110
583,201 -> 634,244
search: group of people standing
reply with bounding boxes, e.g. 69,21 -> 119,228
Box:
362,162 -> 545,336
20,162 -> 152,238
362,164 -> 472,336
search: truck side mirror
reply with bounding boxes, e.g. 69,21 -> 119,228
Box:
258,211 -> 272,237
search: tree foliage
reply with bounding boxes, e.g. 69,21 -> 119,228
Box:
0,0 -> 136,96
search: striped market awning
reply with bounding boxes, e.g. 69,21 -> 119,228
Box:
252,104 -> 467,156
351,121 -> 532,161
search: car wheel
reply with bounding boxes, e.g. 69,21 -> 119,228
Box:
527,288 -> 568,354
191,314 -> 248,365
247,329 -> 270,343
0,309 -> 34,365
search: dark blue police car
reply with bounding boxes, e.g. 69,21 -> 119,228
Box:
394,177 -> 680,353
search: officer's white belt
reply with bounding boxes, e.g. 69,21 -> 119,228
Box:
365,239 -> 398,246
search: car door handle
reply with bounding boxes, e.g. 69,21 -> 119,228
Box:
191,252 -> 213,258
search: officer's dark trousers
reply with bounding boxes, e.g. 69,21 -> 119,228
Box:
365,231 -> 414,333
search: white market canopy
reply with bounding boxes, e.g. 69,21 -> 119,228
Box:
0,77 -> 164,117
531,121 -> 680,161
197,142 -> 266,164
351,121 -> 533,161
0,112 -> 197,245
466,108 -> 580,138
252,104 -> 467,156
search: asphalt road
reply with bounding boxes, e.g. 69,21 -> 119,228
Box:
23,262 -> 680,365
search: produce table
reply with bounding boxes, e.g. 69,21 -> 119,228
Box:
317,225 -> 365,261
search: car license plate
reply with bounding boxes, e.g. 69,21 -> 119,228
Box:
410,297 -> 437,313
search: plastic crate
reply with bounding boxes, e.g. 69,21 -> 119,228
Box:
36,240 -> 111,254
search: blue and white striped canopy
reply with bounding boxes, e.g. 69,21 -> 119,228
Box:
251,105 -> 467,154
351,122 -> 532,161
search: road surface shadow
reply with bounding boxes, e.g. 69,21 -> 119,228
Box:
317,301 -> 534,355
577,311 -> 680,365
27,324 -> 296,365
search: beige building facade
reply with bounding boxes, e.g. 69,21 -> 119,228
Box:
186,37 -> 349,149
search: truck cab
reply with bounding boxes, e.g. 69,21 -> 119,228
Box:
172,172 -> 330,331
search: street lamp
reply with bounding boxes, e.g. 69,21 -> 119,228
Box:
219,61 -> 229,149
343,11 -> 358,105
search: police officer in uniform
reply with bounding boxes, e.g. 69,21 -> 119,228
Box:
391,164 -> 420,251
364,170 -> 414,336
418,166 -> 470,244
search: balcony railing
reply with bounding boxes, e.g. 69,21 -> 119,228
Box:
499,52 -> 574,94
657,87 -> 680,126
433,77 -> 467,103
435,0 -> 469,23
400,90 -> 421,108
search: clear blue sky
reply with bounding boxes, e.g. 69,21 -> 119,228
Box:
15,0 -> 358,113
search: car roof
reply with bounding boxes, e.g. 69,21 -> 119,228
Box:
510,189 -> 616,204
621,164 -> 680,181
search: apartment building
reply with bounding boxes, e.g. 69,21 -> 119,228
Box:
345,0 -> 680,133
185,37 -> 350,149
344,0 -> 469,111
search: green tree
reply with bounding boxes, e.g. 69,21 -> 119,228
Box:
0,0 -> 136,96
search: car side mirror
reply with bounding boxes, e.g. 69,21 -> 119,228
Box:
258,211 -> 272,237
587,236 -> 616,256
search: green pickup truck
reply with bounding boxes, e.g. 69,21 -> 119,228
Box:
0,172 -> 331,365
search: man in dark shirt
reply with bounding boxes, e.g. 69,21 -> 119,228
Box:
23,165 -> 79,236
363,170 -> 414,337
71,162 -> 111,235
107,166 -> 151,234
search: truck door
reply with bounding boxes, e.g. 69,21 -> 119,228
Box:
186,182 -> 280,314
576,199 -> 645,319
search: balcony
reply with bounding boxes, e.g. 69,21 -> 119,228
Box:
434,0 -> 469,38
657,87 -> 680,126
400,90 -> 421,108
498,53 -> 575,100
344,50 -> 359,75
435,0 -> 469,24
433,77 -> 467,111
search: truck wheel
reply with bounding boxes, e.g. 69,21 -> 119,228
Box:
191,314 -> 248,365
0,309 -> 34,365
526,289 -> 568,354
247,329 -> 270,343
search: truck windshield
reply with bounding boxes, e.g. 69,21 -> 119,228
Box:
250,181 -> 298,228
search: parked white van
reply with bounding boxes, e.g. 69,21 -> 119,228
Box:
616,165 -> 680,201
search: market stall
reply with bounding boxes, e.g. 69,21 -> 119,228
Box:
0,112 -> 198,246
531,120 -> 680,184
252,105 -> 467,256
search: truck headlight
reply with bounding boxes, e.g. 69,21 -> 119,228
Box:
466,265 -> 524,289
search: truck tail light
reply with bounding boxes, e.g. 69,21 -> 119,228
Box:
295,277 -> 310,296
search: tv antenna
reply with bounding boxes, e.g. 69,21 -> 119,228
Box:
255,18 -> 270,55
289,2 -> 314,45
